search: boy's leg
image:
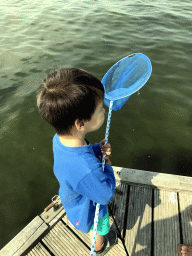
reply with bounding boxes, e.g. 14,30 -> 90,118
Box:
89,231 -> 105,251
89,210 -> 111,251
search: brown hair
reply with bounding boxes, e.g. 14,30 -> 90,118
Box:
36,68 -> 104,136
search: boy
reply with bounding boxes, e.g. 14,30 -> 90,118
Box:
36,68 -> 117,254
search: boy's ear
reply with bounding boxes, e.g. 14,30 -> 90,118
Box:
79,121 -> 84,127
75,119 -> 85,130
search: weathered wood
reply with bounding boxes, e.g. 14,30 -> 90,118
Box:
178,191 -> 192,245
109,182 -> 128,237
154,189 -> 180,255
125,185 -> 152,256
63,224 -> 127,256
40,197 -> 66,226
2,166 -> 192,256
112,166 -> 192,192
102,231 -> 128,255
0,216 -> 48,256
26,242 -> 52,256
62,214 -> 91,247
42,220 -> 90,255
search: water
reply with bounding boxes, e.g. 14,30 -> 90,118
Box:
0,0 -> 192,250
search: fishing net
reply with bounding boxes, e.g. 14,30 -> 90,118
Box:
90,53 -> 152,256
102,53 -> 152,111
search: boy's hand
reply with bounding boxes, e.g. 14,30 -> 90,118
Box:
97,155 -> 112,166
100,139 -> 112,156
98,139 -> 112,165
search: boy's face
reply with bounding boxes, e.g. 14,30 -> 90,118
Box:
84,99 -> 105,133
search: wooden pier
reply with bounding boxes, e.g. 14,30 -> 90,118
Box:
1,166 -> 192,256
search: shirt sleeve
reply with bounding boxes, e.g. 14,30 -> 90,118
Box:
75,163 -> 116,205
92,142 -> 102,158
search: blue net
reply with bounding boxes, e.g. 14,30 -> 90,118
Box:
101,53 -> 152,111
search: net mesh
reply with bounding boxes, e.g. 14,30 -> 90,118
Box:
101,53 -> 152,111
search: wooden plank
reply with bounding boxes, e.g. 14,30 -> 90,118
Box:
63,222 -> 127,256
103,231 -> 128,255
40,197 -> 66,226
26,242 -> 52,256
105,183 -> 129,255
112,166 -> 192,192
125,185 -> 152,256
0,216 -> 49,256
3,166 -> 192,256
42,220 -> 90,255
178,191 -> 192,245
108,182 -> 128,237
154,189 -> 180,255
62,214 -> 91,247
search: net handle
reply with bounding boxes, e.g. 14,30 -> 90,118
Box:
90,100 -> 113,256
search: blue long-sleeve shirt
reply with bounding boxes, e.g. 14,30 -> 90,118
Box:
52,134 -> 116,233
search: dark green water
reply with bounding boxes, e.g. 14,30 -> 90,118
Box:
0,0 -> 192,250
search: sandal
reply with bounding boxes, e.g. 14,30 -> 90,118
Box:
95,229 -> 118,255
189,208 -> 192,216
178,244 -> 192,256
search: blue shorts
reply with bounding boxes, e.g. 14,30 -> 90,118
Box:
90,210 -> 110,236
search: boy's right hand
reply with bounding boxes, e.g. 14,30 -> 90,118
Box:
105,159 -> 112,166
97,155 -> 112,166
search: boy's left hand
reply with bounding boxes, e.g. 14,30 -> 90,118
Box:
100,139 -> 112,156
97,139 -> 112,163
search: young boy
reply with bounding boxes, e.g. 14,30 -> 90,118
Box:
36,68 -> 117,254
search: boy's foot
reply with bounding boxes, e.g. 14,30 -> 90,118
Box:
95,229 -> 118,255
178,244 -> 192,256
189,208 -> 192,216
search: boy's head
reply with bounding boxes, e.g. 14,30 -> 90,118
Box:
36,68 -> 105,136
